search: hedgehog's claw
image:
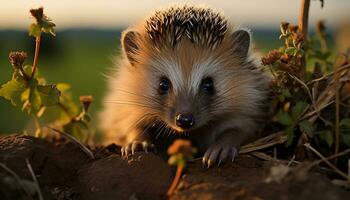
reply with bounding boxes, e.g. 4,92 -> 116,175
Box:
121,141 -> 156,157
202,145 -> 238,167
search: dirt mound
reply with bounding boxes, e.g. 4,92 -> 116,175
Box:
77,154 -> 171,200
0,134 -> 171,200
170,156 -> 350,200
0,134 -> 349,200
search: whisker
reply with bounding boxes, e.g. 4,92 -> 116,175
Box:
105,100 -> 160,110
155,122 -> 166,139
138,120 -> 156,139
114,89 -> 163,106
123,113 -> 157,137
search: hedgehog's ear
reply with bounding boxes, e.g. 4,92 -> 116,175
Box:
122,30 -> 141,66
230,29 -> 251,58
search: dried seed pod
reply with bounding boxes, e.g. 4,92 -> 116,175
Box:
262,50 -> 281,66
9,51 -> 27,70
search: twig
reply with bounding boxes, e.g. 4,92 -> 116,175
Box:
288,73 -> 313,102
304,143 -> 349,181
30,33 -> 41,79
48,127 -> 95,160
240,131 -> 287,154
300,100 -> 334,121
307,63 -> 350,85
26,159 -> 43,200
311,148 -> 350,167
334,59 -> 341,163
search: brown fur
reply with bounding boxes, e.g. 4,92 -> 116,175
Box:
99,5 -> 270,165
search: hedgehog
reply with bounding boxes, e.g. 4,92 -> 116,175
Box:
99,5 -> 270,167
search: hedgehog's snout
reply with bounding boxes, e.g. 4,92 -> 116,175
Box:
175,113 -> 195,130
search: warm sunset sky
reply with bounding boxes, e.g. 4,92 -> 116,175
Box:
0,0 -> 349,29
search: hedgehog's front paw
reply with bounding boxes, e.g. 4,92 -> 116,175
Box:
202,144 -> 238,168
121,141 -> 156,157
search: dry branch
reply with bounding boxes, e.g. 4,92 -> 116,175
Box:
240,131 -> 287,154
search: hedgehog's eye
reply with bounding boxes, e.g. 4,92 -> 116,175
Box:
159,77 -> 171,95
201,77 -> 214,94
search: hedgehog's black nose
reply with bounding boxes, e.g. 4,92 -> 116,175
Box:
176,113 -> 195,129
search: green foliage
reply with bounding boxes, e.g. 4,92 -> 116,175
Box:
0,7 -> 91,140
299,120 -> 314,137
340,119 -> 350,146
0,77 -> 26,106
276,101 -> 308,145
263,20 -> 350,154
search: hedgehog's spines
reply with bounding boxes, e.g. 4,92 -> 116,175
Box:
144,5 -> 227,49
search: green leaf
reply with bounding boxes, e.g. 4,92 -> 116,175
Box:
29,23 -> 41,37
324,131 -> 333,147
316,130 -> 333,148
291,101 -> 308,120
22,65 -> 33,77
341,134 -> 350,147
0,79 -> 26,106
285,47 -> 298,56
278,88 -> 291,102
63,120 -> 89,140
339,118 -> 350,127
281,88 -> 291,98
37,84 -> 60,106
299,120 -> 314,136
340,118 -> 350,146
56,83 -> 71,92
40,20 -> 56,37
21,88 -> 30,102
29,86 -> 42,111
19,79 -> 43,115
285,126 -> 295,146
82,113 -> 91,123
41,105 -> 71,124
276,111 -> 293,126
40,83 -> 79,124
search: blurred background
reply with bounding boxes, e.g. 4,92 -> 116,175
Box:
0,0 -> 349,134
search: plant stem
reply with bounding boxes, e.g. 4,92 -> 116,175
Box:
30,33 -> 41,79
34,117 -> 41,137
299,0 -> 310,40
19,68 -> 30,81
167,164 -> 184,196
26,159 -> 44,200
298,0 -> 310,79
58,102 -> 72,118
334,59 -> 341,163
305,143 -> 349,181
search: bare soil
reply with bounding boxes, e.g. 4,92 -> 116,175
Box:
0,134 -> 349,200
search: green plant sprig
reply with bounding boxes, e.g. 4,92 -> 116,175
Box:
0,7 -> 92,140
166,139 -> 197,196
